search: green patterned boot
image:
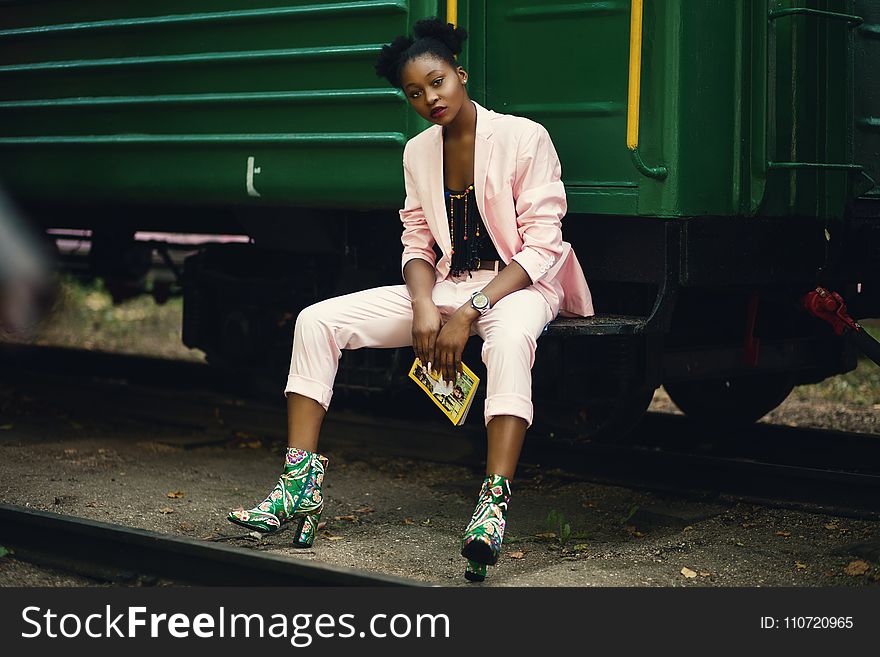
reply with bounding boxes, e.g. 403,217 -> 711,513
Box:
228,446 -> 329,547
461,473 -> 511,581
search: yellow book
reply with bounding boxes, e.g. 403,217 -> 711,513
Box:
408,358 -> 480,426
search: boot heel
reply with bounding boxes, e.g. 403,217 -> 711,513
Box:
464,560 -> 487,582
292,511 -> 321,548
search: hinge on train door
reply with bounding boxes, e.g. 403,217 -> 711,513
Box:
802,287 -> 880,367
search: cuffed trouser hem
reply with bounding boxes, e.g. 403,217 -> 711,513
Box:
284,374 -> 333,411
484,393 -> 534,428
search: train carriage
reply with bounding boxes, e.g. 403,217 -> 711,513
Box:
1,0 -> 878,440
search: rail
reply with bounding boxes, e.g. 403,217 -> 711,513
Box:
626,0 -> 668,181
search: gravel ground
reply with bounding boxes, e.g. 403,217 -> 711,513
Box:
0,381 -> 877,587
1,281 -> 877,586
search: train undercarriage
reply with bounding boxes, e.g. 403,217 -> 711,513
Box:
36,202 -> 880,442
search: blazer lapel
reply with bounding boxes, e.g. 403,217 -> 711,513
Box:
427,128 -> 451,257
472,100 -> 496,254
426,100 -> 495,261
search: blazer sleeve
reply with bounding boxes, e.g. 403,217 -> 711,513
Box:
399,144 -> 437,278
509,123 -> 567,284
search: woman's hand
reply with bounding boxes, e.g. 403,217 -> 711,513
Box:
411,297 -> 442,370
435,307 -> 479,383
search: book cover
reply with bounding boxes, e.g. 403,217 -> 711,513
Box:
408,358 -> 480,426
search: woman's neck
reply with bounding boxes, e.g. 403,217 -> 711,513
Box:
443,99 -> 477,141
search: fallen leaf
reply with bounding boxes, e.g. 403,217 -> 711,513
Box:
741,522 -> 756,528
166,491 -> 184,499
681,567 -> 697,579
421,518 -> 432,526
158,507 -> 175,514
246,532 -> 262,541
775,531 -> 791,537
572,544 -> 590,551
334,515 -> 358,522
625,525 -> 644,538
238,440 -> 262,449
326,536 -> 344,541
535,532 -> 556,539
682,525 -> 694,532
795,562 -> 808,570
63,448 -> 77,456
508,551 -> 525,559
354,506 -> 374,514
402,517 -> 414,525
844,560 -> 870,576
698,571 -> 711,577
317,521 -> 327,530
824,523 -> 838,530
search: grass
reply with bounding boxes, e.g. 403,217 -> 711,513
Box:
5,273 -> 206,362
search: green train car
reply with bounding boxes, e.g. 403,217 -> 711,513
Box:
1,0 -> 878,439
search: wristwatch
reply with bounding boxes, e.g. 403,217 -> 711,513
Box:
470,290 -> 491,315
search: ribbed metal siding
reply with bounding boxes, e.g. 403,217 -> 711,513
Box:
853,0 -> 880,201
0,0 -> 436,207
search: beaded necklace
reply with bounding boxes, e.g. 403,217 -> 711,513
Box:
446,183 -> 481,276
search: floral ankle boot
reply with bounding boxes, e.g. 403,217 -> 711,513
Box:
460,473 -> 511,581
228,446 -> 329,547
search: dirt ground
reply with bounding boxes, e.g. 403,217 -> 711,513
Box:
0,380 -> 877,588
1,277 -> 878,586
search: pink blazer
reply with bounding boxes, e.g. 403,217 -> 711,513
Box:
399,99 -> 594,318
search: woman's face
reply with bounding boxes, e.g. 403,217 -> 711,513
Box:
400,55 -> 468,125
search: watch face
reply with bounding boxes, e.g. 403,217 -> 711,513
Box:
472,292 -> 489,310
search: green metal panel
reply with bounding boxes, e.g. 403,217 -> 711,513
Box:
482,0 -> 765,218
852,0 -> 880,202
0,0 -> 438,207
483,0 -> 639,216
760,0 -> 862,220
639,0 -> 750,218
0,0 -> 870,221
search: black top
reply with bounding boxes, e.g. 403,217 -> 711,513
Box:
444,184 -> 501,276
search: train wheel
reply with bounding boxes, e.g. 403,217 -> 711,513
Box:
536,385 -> 655,443
576,386 -> 656,442
664,374 -> 795,426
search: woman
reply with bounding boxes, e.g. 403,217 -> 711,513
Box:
227,17 -> 594,582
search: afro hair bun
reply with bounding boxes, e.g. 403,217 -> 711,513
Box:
412,17 -> 468,56
374,34 -> 415,85
374,16 -> 469,88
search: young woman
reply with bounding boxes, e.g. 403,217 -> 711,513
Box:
227,17 -> 594,582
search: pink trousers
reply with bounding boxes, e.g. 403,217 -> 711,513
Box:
284,268 -> 555,427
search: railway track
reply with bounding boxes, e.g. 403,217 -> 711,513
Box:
0,504 -> 426,586
2,342 -> 879,523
